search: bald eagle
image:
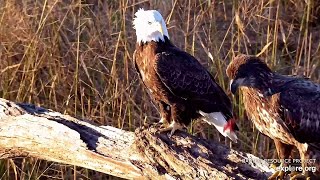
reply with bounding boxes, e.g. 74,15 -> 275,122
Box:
132,9 -> 238,142
227,54 -> 320,179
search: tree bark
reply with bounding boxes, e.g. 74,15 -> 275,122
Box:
0,98 -> 274,179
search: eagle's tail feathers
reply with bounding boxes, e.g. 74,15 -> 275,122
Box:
199,111 -> 238,143
223,126 -> 238,143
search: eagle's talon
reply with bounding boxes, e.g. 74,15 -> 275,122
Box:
159,117 -> 168,125
289,171 -> 300,178
150,128 -> 158,135
289,173 -> 307,180
167,128 -> 177,138
157,121 -> 183,138
151,122 -> 163,130
148,122 -> 163,134
268,170 -> 286,180
159,123 -> 167,129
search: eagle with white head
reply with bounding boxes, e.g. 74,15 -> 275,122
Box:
132,9 -> 238,142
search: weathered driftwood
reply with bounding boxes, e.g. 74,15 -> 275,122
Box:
0,98 -> 274,179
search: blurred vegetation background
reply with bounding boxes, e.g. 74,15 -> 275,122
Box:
0,0 -> 319,179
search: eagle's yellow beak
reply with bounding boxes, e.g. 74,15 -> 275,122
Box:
155,22 -> 164,36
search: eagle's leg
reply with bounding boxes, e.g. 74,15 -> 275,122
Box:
158,103 -> 185,137
268,140 -> 294,180
158,120 -> 184,138
289,166 -> 311,180
159,117 -> 167,124
159,101 -> 170,126
290,144 -> 315,180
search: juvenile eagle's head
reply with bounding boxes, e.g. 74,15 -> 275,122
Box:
133,8 -> 169,44
226,54 -> 273,94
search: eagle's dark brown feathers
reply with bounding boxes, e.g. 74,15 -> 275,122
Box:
155,47 -> 233,115
279,80 -> 320,143
227,54 -> 320,178
134,38 -> 235,125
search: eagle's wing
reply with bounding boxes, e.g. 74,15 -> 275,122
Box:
279,80 -> 320,143
154,48 -> 232,114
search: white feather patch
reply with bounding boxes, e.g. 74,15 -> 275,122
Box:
199,111 -> 238,143
229,79 -> 233,91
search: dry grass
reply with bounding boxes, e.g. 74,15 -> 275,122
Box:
0,0 -> 319,179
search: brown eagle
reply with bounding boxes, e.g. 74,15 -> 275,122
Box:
227,54 -> 320,179
132,8 -> 238,142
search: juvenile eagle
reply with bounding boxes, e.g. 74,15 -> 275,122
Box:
132,9 -> 238,142
227,54 -> 320,179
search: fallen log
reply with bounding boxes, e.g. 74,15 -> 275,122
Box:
0,98 -> 274,179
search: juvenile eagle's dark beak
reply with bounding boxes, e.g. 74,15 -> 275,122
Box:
230,78 -> 246,94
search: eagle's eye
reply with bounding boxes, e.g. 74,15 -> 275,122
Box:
147,21 -> 152,25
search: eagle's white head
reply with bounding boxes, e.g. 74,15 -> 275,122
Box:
133,8 -> 169,44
